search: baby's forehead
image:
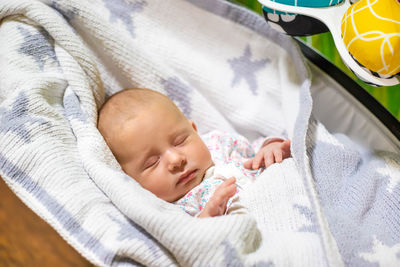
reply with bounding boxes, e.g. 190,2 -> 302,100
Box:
99,89 -> 184,135
116,104 -> 186,147
112,90 -> 173,111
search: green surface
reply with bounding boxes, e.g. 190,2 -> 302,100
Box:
232,0 -> 400,120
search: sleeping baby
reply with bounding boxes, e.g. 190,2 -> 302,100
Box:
97,88 -> 291,218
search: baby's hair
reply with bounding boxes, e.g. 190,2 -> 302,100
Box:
97,88 -> 182,147
99,88 -> 166,118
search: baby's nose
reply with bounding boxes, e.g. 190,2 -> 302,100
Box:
167,150 -> 186,171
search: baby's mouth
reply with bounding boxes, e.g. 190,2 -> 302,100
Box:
177,169 -> 198,185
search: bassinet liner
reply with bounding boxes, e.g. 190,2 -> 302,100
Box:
1,0 -> 399,266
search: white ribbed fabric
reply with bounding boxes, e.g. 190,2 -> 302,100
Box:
2,0 -> 398,266
0,0 -> 313,265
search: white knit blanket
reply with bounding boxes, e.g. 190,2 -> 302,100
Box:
1,0 -> 400,266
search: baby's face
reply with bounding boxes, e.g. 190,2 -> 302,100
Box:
114,103 -> 213,202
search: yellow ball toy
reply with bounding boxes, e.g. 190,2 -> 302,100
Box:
341,0 -> 400,78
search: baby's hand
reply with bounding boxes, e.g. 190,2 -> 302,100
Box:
244,139 -> 291,170
197,177 -> 236,218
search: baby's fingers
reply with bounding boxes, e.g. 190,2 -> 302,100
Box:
282,139 -> 291,148
215,179 -> 236,199
220,181 -> 237,198
282,139 -> 292,158
243,159 -> 253,169
212,185 -> 236,213
273,148 -> 283,163
264,151 -> 275,168
225,183 -> 237,199
225,177 -> 237,186
252,152 -> 264,170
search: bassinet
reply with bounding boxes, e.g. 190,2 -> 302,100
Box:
1,0 -> 399,266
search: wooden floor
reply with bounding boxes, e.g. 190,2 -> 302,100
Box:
0,178 -> 93,267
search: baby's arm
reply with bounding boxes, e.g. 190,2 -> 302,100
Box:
197,177 -> 236,218
244,139 -> 291,170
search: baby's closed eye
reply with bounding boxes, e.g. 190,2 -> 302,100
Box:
174,135 -> 188,146
144,156 -> 159,169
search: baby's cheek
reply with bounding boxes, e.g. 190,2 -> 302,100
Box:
137,173 -> 160,193
194,141 -> 211,161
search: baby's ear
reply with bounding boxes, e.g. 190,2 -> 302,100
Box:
189,120 -> 197,132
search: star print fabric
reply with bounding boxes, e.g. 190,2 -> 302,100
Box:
228,45 -> 270,95
5,0 -> 398,266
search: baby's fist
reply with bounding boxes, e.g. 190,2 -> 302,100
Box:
244,139 -> 291,170
197,177 -> 236,218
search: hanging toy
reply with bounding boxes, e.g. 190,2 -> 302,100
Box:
341,0 -> 400,81
259,0 -> 400,87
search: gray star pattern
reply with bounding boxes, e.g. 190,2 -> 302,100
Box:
108,215 -> 159,257
18,26 -> 59,71
228,45 -> 270,95
49,0 -> 78,23
0,151 -> 118,264
162,77 -> 193,118
103,0 -> 146,37
63,91 -> 88,124
112,254 -> 144,266
221,241 -> 274,267
221,241 -> 244,267
293,204 -> 317,233
254,261 -> 274,267
0,91 -> 50,144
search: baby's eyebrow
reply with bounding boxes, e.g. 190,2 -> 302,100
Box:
169,127 -> 187,139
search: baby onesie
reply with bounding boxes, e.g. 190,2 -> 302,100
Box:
174,130 -> 284,216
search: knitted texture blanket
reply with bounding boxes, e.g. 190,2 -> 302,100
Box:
1,0 -> 399,266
